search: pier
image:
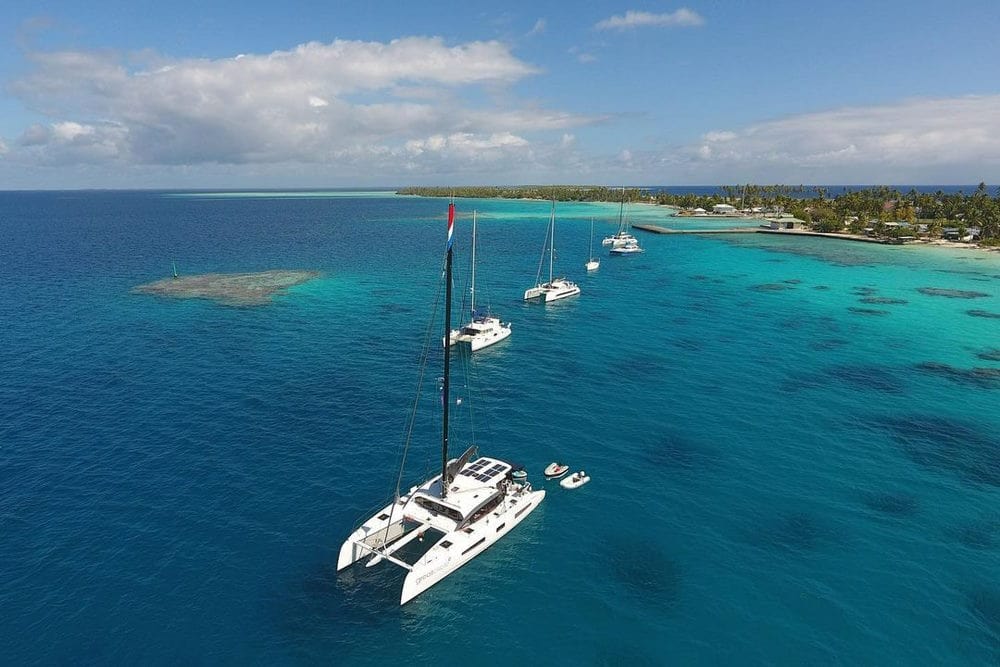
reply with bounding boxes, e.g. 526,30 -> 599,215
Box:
632,224 -> 757,234
631,224 -> 892,244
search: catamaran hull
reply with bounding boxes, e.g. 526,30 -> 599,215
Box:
523,283 -> 581,303
447,318 -> 512,351
467,326 -> 511,351
603,235 -> 636,248
400,488 -> 545,605
609,246 -> 644,255
337,498 -> 407,571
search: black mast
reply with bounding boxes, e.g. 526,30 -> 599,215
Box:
441,201 -> 455,500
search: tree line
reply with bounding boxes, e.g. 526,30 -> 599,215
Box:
652,183 -> 1000,242
397,185 -> 651,202
399,183 -> 1000,242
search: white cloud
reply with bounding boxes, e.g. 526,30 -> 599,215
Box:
568,46 -> 598,64
528,19 -> 547,36
14,120 -> 128,164
405,132 -> 528,158
4,36 -> 602,175
595,9 -> 704,31
702,130 -> 736,142
648,95 -> 1000,182
52,121 -> 94,141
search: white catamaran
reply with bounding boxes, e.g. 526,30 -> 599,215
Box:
448,211 -> 512,351
524,201 -> 581,302
602,187 -> 640,250
339,202 -> 545,605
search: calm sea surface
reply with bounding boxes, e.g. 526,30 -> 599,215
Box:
2,191 -> 999,664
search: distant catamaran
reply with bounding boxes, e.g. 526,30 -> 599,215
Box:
524,200 -> 581,302
447,211 -> 512,351
339,201 -> 545,605
603,187 -> 639,249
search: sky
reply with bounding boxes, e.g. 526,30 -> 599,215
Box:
2,0 -> 1000,189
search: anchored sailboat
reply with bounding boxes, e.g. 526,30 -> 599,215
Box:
585,218 -> 600,271
524,201 -> 581,302
338,201 -> 545,605
448,211 -> 512,351
602,187 -> 640,251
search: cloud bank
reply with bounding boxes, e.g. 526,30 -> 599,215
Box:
3,34 -> 998,186
3,37 -> 599,180
668,95 -> 1000,182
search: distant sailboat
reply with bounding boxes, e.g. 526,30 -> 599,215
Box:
524,201 -> 581,303
585,218 -> 600,271
603,187 -> 639,250
447,211 -> 512,351
606,188 -> 644,255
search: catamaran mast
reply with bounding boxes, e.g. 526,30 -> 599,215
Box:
470,211 -> 477,315
442,201 -> 455,500
548,201 -> 555,283
617,187 -> 626,234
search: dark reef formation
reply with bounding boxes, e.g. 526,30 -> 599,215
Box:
133,270 -> 321,306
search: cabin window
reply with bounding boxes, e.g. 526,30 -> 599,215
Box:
495,523 -> 506,532
377,513 -> 390,520
440,541 -> 452,549
467,494 -> 503,524
461,537 -> 486,555
413,496 -> 463,522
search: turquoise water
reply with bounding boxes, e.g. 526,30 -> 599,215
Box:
2,191 -> 999,664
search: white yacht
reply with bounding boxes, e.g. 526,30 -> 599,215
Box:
585,218 -> 601,271
602,231 -> 638,248
609,241 -> 645,256
338,449 -> 544,604
448,211 -> 511,351
524,201 -> 581,303
339,202 -> 544,605
603,188 -> 642,251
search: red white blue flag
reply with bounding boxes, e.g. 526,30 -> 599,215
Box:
447,202 -> 455,250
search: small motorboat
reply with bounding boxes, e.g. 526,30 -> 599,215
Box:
560,471 -> 590,489
544,462 -> 569,479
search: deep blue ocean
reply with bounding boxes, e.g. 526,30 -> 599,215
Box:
2,190 -> 999,664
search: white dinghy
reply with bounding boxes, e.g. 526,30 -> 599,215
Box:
544,462 -> 569,479
560,470 -> 590,489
